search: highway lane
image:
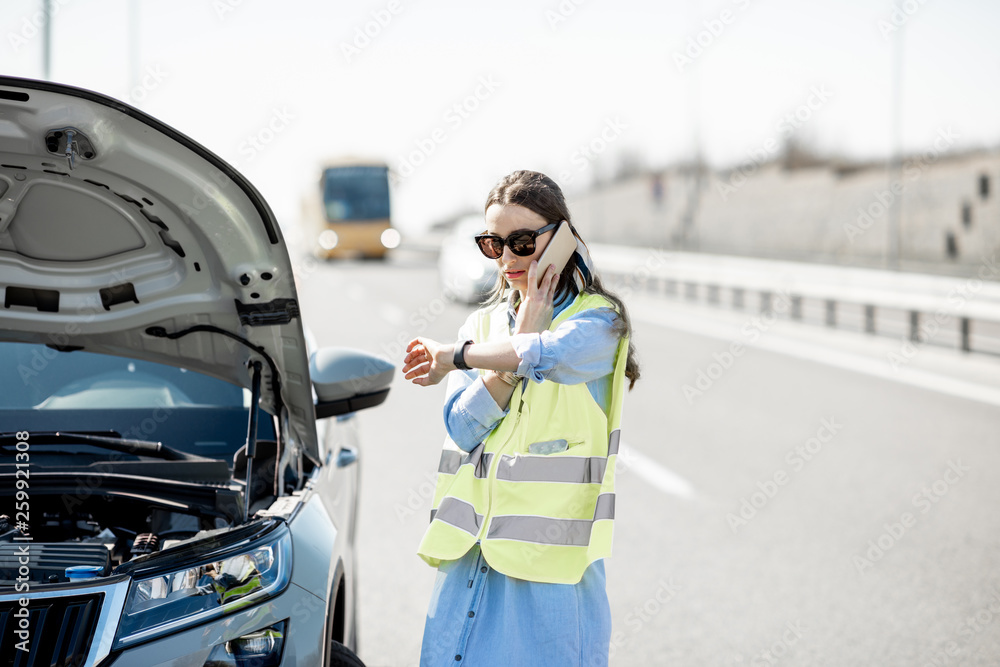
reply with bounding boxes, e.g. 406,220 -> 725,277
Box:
294,250 -> 1000,666
614,295 -> 1000,665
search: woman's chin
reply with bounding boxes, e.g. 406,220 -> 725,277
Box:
507,279 -> 527,293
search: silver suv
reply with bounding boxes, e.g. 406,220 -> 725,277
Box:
0,76 -> 391,666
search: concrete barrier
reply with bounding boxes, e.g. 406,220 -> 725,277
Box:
590,244 -> 1000,356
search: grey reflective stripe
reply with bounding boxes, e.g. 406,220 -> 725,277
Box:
437,450 -> 462,475
594,492 -> 615,520
608,429 -> 620,456
437,444 -> 492,478
485,493 -> 615,546
495,454 -> 607,483
430,497 -> 482,536
487,515 -> 594,546
477,453 -> 494,478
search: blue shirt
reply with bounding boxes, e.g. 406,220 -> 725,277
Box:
422,292 -> 619,666
420,543 -> 611,666
442,294 -> 621,452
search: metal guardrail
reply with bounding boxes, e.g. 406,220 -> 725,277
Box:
590,245 -> 1000,357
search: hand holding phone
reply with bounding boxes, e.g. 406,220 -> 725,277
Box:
535,220 -> 576,287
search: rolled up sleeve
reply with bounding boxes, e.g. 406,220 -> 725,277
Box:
443,371 -> 508,452
441,316 -> 508,452
509,307 -> 620,384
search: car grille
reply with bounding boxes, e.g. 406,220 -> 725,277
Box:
0,593 -> 101,666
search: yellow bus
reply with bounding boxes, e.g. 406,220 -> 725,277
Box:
307,158 -> 400,259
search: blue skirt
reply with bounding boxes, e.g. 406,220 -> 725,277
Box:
420,544 -> 611,667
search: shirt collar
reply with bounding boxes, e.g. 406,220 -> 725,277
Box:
505,286 -> 577,332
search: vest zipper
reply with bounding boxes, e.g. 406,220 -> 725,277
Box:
478,386 -> 525,542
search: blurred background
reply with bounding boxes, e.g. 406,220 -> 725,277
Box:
6,2 -> 1000,666
5,0 -> 1000,272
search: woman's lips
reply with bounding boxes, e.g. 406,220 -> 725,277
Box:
505,270 -> 525,280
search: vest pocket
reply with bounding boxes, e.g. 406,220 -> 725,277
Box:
528,439 -> 569,455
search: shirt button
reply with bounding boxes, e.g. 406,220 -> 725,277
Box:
455,655 -> 462,661
468,611 -> 475,618
480,566 -> 488,573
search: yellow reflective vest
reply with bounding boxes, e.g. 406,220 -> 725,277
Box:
417,292 -> 628,585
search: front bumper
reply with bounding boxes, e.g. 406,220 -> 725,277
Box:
0,578 -> 325,666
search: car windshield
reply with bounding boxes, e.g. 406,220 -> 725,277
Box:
322,165 -> 390,222
0,342 -> 274,460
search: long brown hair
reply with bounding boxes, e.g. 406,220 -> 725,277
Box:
482,170 -> 640,390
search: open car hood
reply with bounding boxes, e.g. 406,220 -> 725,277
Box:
0,77 -> 320,461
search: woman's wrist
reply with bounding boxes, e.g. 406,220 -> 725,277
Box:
442,343 -> 458,372
493,370 -> 523,387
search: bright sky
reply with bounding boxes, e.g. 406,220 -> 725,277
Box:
3,0 -> 999,236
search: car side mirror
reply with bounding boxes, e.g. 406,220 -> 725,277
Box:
310,348 -> 394,419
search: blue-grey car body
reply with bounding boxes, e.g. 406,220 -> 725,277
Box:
0,77 -> 390,666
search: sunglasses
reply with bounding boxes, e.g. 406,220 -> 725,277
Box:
474,222 -> 558,259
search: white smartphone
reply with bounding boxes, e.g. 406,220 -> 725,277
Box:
535,220 -> 576,286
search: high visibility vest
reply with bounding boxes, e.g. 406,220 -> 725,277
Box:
417,292 -> 628,585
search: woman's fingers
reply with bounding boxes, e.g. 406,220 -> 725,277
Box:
403,361 -> 431,380
401,347 -> 425,373
526,260 -> 538,294
544,264 -> 557,293
402,336 -> 443,384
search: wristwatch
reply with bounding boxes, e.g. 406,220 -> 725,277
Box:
453,339 -> 473,371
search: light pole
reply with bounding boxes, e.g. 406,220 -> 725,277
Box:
41,0 -> 52,79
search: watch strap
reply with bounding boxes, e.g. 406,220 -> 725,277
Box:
453,339 -> 473,371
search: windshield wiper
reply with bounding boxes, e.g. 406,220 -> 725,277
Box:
0,431 -> 197,461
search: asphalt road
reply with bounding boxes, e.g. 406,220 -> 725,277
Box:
294,248 -> 1000,667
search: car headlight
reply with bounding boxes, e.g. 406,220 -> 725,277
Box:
318,229 -> 339,249
380,228 -> 401,249
114,526 -> 292,648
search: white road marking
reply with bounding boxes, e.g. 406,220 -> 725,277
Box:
618,440 -> 696,499
633,303 -> 1000,409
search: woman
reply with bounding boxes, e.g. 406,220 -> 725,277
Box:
401,170 -> 640,666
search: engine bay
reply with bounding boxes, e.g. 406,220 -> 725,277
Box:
0,490 -> 231,586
